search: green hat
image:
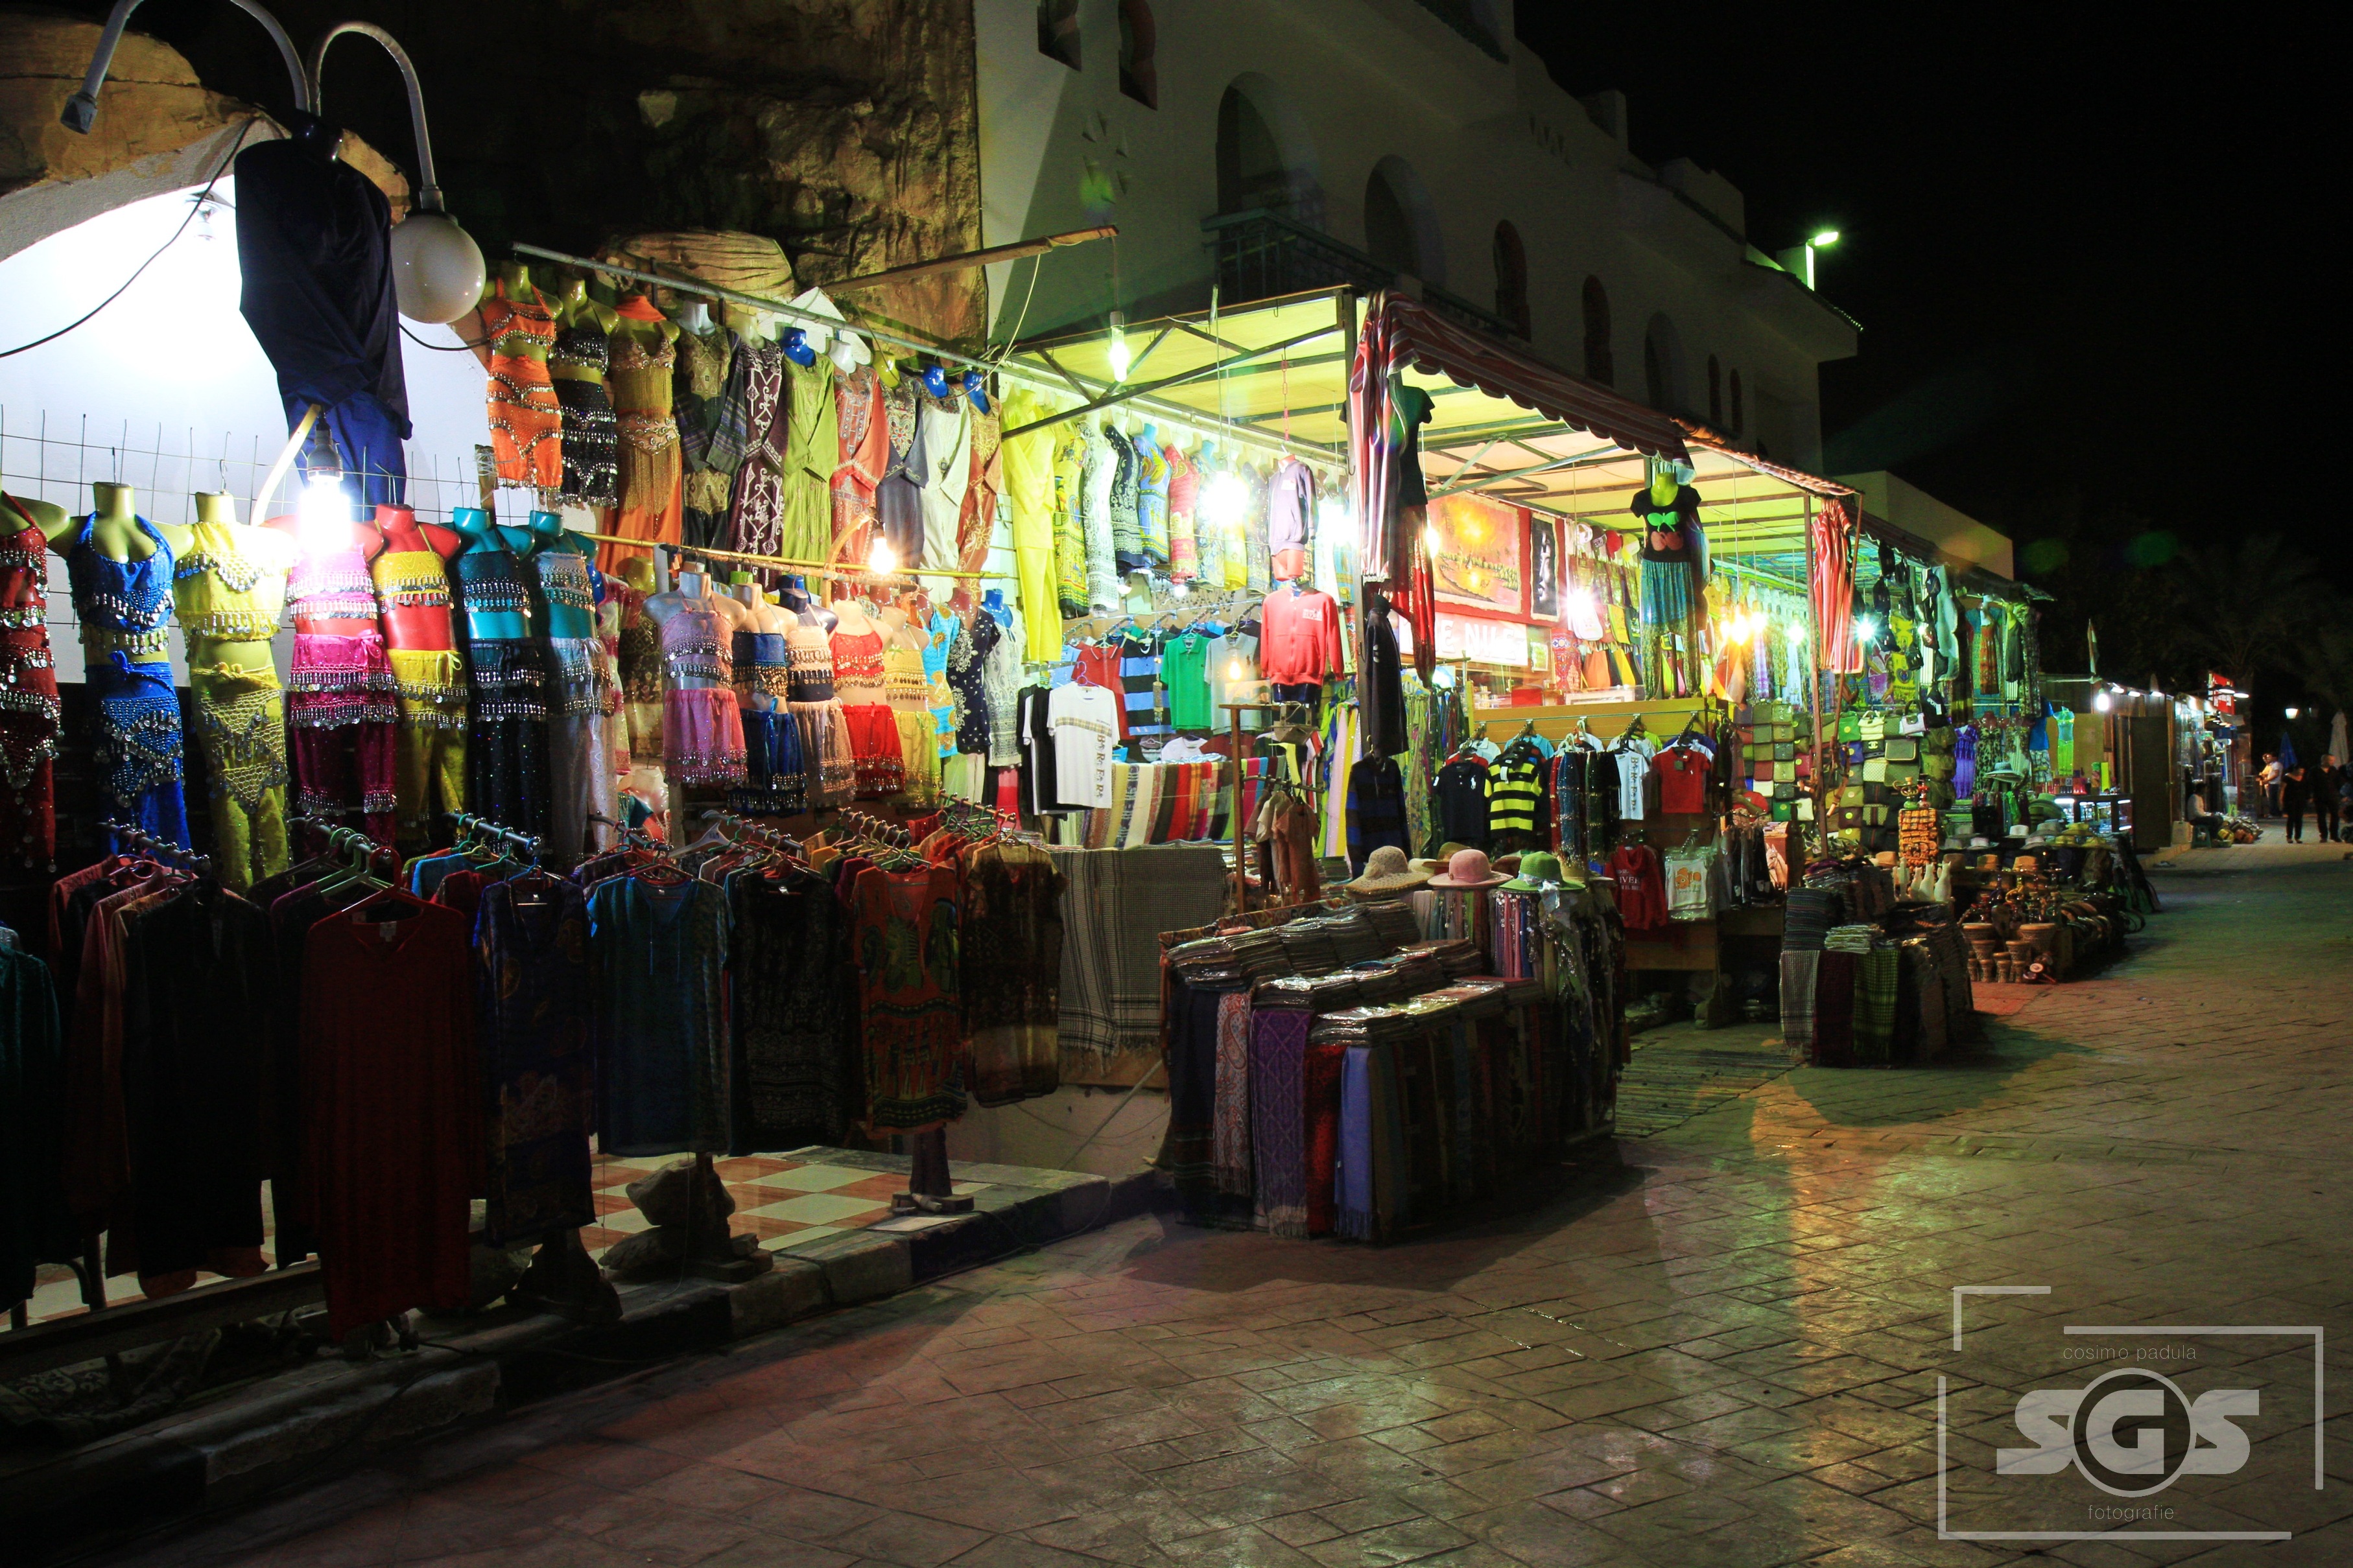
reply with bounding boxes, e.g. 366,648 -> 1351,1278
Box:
1500,851 -> 1566,892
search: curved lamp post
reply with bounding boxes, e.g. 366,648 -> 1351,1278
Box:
59,1 -> 482,323
308,21 -> 483,322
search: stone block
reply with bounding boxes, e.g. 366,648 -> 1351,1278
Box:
728,1257 -> 829,1337
807,1234 -> 912,1305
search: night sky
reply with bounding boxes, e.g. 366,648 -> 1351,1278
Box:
1516,12 -> 2340,600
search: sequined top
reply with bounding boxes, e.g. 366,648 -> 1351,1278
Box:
67,514 -> 175,663
609,330 -> 678,416
528,546 -> 598,638
733,630 -> 790,701
0,509 -> 49,633
785,620 -> 837,703
289,537 -> 380,626
829,623 -> 887,705
548,323 -> 609,378
371,548 -> 453,612
453,546 -> 533,625
172,521 -> 294,642
884,640 -> 930,716
659,602 -> 724,686
480,281 -> 556,354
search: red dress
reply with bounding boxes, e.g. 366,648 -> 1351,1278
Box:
300,901 -> 477,1334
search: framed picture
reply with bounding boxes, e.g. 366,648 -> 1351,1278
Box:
1427,492 -> 1527,615
1528,515 -> 1560,621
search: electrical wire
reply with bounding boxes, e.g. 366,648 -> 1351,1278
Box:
399,322 -> 494,351
0,117 -> 259,360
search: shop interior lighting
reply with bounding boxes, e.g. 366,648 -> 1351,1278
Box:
2286,706 -> 2300,719
1786,621 -> 1808,644
866,539 -> 898,577
1106,310 -> 1131,383
1810,230 -> 1841,249
2094,690 -> 2112,712
64,0 -> 311,131
296,472 -> 349,551
1201,471 -> 1247,530
1854,615 -> 1877,643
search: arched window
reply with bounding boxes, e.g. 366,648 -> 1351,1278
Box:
1216,76 -> 1323,224
1117,1 -> 1157,108
1707,355 -> 1723,427
1729,368 -> 1744,433
1492,221 -> 1530,338
1037,0 -> 1080,69
1364,156 -> 1445,285
1581,277 -> 1613,385
1642,313 -> 1684,412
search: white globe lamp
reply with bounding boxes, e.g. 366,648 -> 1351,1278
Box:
390,209 -> 485,323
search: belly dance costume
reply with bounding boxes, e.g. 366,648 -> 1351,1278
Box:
721,338 -> 788,563
830,617 -> 901,798
0,498 -> 61,868
530,542 -> 620,864
884,637 -> 938,807
659,600 -> 746,787
455,544 -> 549,836
66,515 -> 187,850
481,280 -> 562,489
606,303 -> 682,572
729,627 -> 803,816
172,521 -> 295,889
287,537 -> 397,843
674,325 -> 737,550
549,323 -> 620,506
785,618 -> 856,808
369,530 -> 467,847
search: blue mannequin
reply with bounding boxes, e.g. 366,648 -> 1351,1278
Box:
962,369 -> 991,414
981,587 -> 1013,629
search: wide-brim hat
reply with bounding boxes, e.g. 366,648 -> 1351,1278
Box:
1500,851 -> 1565,892
1346,845 -> 1431,894
1409,841 -> 1471,875
1429,847 -> 1508,889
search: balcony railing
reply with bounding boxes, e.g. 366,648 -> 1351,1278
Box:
1201,207 -> 1520,340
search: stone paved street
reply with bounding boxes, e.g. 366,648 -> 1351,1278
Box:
113,843 -> 2353,1568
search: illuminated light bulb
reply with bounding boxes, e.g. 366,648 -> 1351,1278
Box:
1226,657 -> 1244,680
1854,616 -> 1877,643
1172,579 -> 1190,598
1787,621 -> 1808,644
867,539 -> 898,576
1202,471 -> 1247,529
296,473 -> 351,553
1107,309 -> 1131,383
2094,690 -> 2112,712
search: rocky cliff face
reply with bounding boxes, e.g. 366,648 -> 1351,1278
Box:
56,0 -> 986,344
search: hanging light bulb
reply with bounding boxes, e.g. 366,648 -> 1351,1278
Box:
297,473 -> 351,553
2093,690 -> 2113,712
1107,309 -> 1131,383
867,538 -> 898,577
1787,620 -> 1809,644
1854,615 -> 1877,644
1226,656 -> 1245,681
1202,471 -> 1247,530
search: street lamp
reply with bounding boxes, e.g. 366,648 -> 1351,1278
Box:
2285,707 -> 2301,719
1775,229 -> 1841,291
62,1 -> 483,323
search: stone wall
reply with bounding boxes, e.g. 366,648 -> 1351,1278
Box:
49,0 -> 986,343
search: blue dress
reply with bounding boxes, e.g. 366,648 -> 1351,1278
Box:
67,515 -> 188,850
589,874 -> 732,1155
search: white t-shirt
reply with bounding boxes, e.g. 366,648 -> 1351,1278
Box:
1616,749 -> 1651,821
1205,633 -> 1266,731
1048,683 -> 1120,808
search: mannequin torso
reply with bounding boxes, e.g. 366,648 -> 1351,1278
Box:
449,508 -> 531,642
370,506 -> 464,651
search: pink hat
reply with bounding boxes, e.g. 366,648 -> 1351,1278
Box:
1428,847 -> 1507,889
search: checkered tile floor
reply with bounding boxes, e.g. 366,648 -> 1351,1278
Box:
10,1155 -> 989,1328
585,1154 -> 989,1259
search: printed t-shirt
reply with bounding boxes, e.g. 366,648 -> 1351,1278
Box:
1047,683 -> 1118,807
1615,749 -> 1651,821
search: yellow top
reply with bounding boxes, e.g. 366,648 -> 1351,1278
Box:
171,522 -> 296,642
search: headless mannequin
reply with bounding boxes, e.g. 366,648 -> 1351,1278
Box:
674,299 -> 714,337
371,506 -> 464,651
641,568 -> 715,681
735,576 -> 791,635
554,277 -> 619,337
52,480 -> 193,564
182,491 -> 276,675
464,261 -> 551,373
449,508 -> 529,642
265,506 -> 383,638
526,511 -> 598,641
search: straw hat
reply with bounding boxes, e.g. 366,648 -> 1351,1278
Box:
1428,847 -> 1508,889
1500,851 -> 1566,892
1345,845 -> 1432,896
1409,842 -> 1470,875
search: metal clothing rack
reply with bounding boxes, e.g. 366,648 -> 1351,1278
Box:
447,810 -> 543,861
582,532 -> 988,586
97,818 -> 211,875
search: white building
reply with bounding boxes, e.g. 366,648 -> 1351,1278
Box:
975,0 -> 1857,469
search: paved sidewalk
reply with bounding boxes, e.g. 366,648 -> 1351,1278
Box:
99,852 -> 2353,1568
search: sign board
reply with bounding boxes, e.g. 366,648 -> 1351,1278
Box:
1435,613 -> 1531,667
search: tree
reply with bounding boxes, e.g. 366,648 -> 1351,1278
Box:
2171,534 -> 2321,688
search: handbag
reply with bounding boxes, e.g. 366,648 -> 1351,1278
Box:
1884,737 -> 1919,762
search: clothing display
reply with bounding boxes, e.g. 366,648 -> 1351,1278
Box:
549,320 -> 621,506
658,595 -> 748,787
68,515 -> 188,852
455,542 -> 551,837
473,878 -> 593,1245
479,280 -> 563,489
0,498 -> 60,867
674,325 -> 738,548
590,873 -> 731,1154
607,306 -> 683,569
173,521 -> 296,891
370,517 -> 467,848
288,530 -> 398,844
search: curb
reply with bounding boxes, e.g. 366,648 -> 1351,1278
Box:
3,1162 -> 1171,1562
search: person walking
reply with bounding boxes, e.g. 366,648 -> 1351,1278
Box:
2280,762 -> 2310,843
2259,752 -> 2283,817
2318,755 -> 2345,845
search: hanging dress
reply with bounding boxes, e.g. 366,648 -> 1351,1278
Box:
786,615 -> 857,807
0,497 -> 62,867
481,280 -> 562,489
674,325 -> 737,549
957,403 -> 1002,576
873,380 -> 925,570
830,364 -> 888,568
1079,426 -> 1120,613
589,874 -> 732,1155
548,319 -> 620,506
605,307 -> 683,572
475,880 -> 594,1245
916,393 -> 971,575
1051,425 -> 1089,617
529,540 -> 620,863
659,596 -> 748,786
884,633 -> 938,806
67,515 -> 188,850
172,521 -> 296,889
730,623 -> 805,817
287,530 -> 397,843
453,541 -> 550,836
369,515 -> 467,848
779,355 -> 838,564
729,870 -> 858,1150
830,607 -> 902,797
850,862 -> 966,1131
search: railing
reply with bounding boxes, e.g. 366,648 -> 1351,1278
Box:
1201,208 -> 1521,340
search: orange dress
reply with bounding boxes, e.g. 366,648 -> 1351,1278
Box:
604,298 -> 683,573
480,281 -> 562,488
